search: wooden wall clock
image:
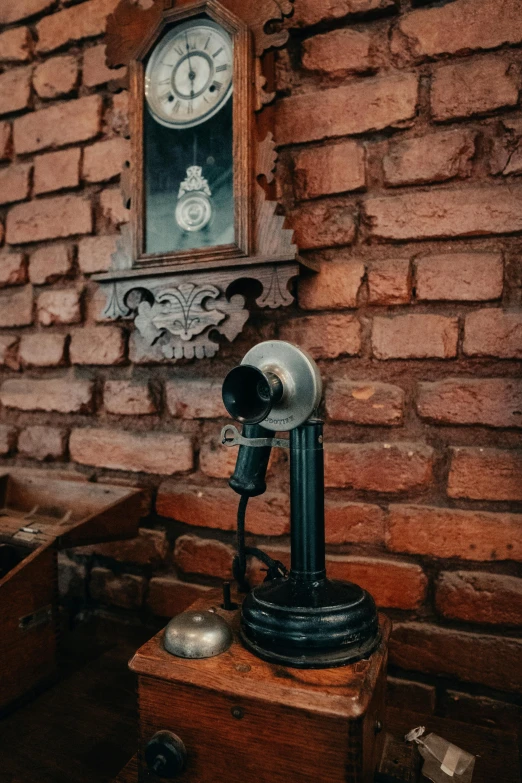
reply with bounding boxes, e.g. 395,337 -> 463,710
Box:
94,0 -> 301,361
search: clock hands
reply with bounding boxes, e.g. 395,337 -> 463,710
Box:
146,22 -> 232,128
186,33 -> 196,99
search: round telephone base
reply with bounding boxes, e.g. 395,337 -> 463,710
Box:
240,628 -> 381,669
240,577 -> 381,669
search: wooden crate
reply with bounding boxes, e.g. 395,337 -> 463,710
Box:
130,591 -> 391,783
0,469 -> 142,712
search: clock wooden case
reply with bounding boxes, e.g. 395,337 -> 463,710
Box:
94,0 -> 302,362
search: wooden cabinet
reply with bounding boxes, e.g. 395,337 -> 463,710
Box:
129,591 -> 390,783
0,469 -> 142,712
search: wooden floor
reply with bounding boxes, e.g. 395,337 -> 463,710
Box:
0,617 -> 519,783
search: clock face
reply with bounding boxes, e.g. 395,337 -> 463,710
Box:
145,19 -> 233,129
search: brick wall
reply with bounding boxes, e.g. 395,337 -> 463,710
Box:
0,0 -> 521,731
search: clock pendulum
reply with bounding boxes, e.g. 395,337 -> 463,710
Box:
176,145 -> 213,233
176,164 -> 212,233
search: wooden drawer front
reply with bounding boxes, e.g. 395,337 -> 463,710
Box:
0,545 -> 57,709
136,675 -> 380,783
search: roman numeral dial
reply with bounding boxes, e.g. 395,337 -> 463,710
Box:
145,18 -> 233,130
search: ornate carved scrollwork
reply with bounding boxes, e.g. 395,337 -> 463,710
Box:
98,263 -> 297,361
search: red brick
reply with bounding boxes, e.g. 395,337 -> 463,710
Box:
294,141 -> 365,201
33,55 -> 78,99
70,428 -> 193,475
491,117 -> 522,176
372,314 -> 458,359
34,148 -> 81,195
326,380 -> 404,425
298,257 -> 364,311
276,73 -> 418,145
291,0 -> 396,28
83,43 -> 126,87
436,571 -> 522,626
0,285 -> 33,327
157,483 -> 290,537
0,252 -> 26,287
199,440 -> 237,479
90,567 -> 146,610
416,252 -> 503,302
147,577 -> 210,618
417,378 -> 522,429
0,68 -> 32,117
7,195 -> 92,244
99,187 -> 130,228
107,91 -> 129,137
0,334 -> 19,370
324,442 -> 433,492
279,313 -> 361,359
448,447 -> 522,502
302,29 -> 375,76
36,0 -> 121,54
387,677 -> 436,715
327,556 -> 427,609
14,94 -> 102,154
70,325 -> 125,365
0,425 -> 16,456
464,309 -> 522,359
29,244 -> 72,284
384,129 -> 475,187
367,258 -> 411,305
393,0 -> 522,61
0,0 -> 55,24
0,122 -> 11,160
37,288 -> 82,326
76,528 -> 168,565
432,57 -> 519,122
18,426 -> 66,461
0,163 -> 31,205
0,27 -> 33,63
166,379 -> 225,419
19,332 -> 66,367
289,199 -> 356,250
390,622 -> 522,693
174,535 -> 234,580
104,380 -> 155,415
365,185 -> 522,241
77,235 -> 117,274
0,378 -> 93,413
387,504 -> 522,561
83,137 -> 129,183
325,500 -> 385,545
444,690 -> 522,733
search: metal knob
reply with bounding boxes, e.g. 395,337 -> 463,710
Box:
145,731 -> 186,779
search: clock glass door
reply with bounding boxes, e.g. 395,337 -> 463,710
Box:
143,17 -> 234,257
